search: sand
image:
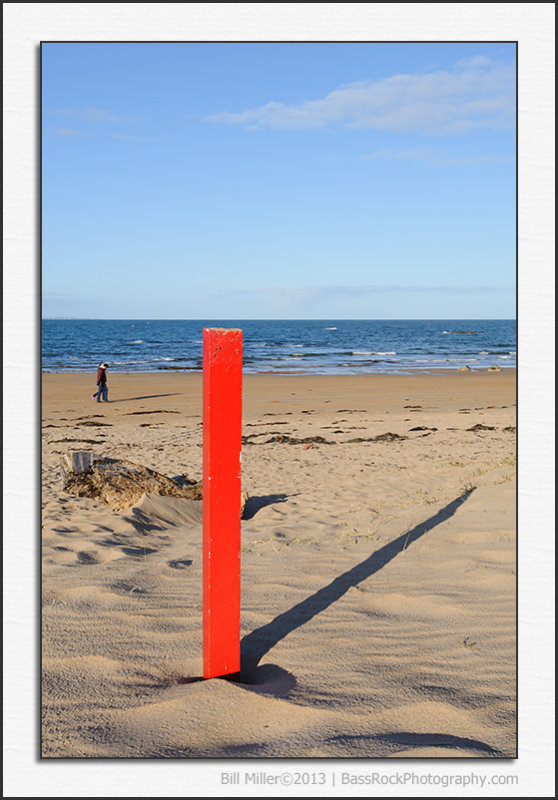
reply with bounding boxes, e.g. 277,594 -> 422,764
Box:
41,370 -> 516,758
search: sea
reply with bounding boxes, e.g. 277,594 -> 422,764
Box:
42,319 -> 516,375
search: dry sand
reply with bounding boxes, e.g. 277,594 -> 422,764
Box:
41,370 -> 516,758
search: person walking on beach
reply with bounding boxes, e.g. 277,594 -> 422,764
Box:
93,363 -> 109,403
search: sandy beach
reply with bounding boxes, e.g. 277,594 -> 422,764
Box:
41,370 -> 516,758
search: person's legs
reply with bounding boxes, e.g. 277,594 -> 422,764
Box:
94,386 -> 101,402
102,385 -> 108,402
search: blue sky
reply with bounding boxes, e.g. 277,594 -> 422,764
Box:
42,42 -> 516,319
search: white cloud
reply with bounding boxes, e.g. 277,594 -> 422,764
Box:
206,57 -> 515,133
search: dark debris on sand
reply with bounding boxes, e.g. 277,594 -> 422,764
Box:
243,432 -> 408,446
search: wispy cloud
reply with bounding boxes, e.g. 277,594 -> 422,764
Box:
46,107 -> 125,123
51,127 -> 91,137
49,127 -> 164,143
109,132 -> 167,142
362,146 -> 514,166
216,284 -> 511,308
45,109 -> 164,142
205,56 -> 515,134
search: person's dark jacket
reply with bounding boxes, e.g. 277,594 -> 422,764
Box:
97,367 -> 107,386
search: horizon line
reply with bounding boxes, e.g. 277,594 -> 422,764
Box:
42,316 -> 517,322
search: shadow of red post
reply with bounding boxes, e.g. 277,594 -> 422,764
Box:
202,328 -> 243,679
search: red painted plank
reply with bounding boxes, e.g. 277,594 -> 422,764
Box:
202,328 -> 243,679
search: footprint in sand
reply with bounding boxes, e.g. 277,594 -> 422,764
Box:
120,545 -> 159,558
168,557 -> 193,569
76,551 -> 100,565
110,580 -> 148,596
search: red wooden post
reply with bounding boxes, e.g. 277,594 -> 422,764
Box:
202,328 -> 243,679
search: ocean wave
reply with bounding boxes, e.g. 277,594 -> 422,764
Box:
127,339 -> 144,344
109,359 -> 153,365
339,360 -> 381,366
110,357 -> 188,365
352,350 -> 397,356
